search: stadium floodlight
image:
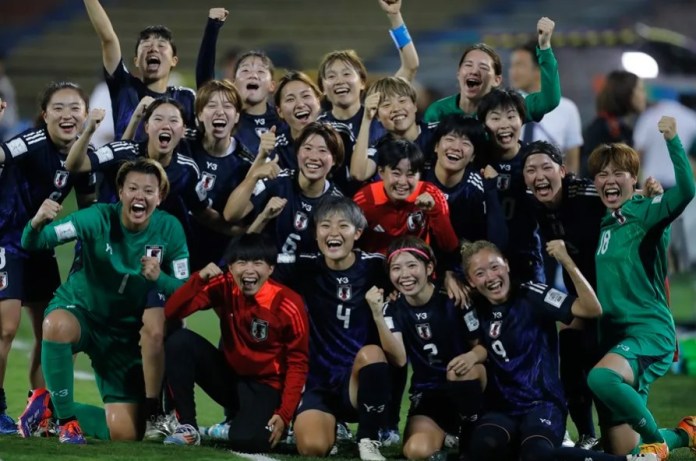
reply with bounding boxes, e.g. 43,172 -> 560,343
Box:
621,51 -> 659,78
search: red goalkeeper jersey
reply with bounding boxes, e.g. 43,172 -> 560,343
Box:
353,180 -> 459,254
165,272 -> 309,425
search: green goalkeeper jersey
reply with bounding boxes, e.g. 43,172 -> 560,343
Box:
21,203 -> 190,328
594,135 -> 695,350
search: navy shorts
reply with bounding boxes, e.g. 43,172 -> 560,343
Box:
477,402 -> 566,447
296,371 -> 357,422
407,389 -> 459,434
0,248 -> 61,303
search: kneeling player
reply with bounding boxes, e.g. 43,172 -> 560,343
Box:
368,237 -> 486,461
18,159 -> 190,444
273,196 -> 391,461
162,233 -> 309,451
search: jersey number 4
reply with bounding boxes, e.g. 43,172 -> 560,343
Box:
336,304 -> 351,329
0,247 -> 5,269
596,230 -> 612,255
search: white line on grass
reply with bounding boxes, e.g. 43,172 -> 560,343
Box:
231,452 -> 282,461
14,339 -> 96,381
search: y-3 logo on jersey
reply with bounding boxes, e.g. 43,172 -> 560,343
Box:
206,162 -> 218,171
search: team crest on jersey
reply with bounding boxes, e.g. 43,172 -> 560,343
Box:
54,170 -> 69,189
0,272 -> 7,291
251,318 -> 269,341
489,321 -> 502,339
294,211 -> 309,231
612,209 -> 626,224
145,245 -> 163,264
200,172 -> 216,192
337,284 -> 352,301
496,174 -> 511,191
416,323 -> 432,340
255,127 -> 269,138
407,210 -> 425,232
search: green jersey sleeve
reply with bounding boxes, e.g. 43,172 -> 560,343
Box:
635,135 -> 696,229
21,204 -> 107,251
155,214 -> 191,295
524,47 -> 561,122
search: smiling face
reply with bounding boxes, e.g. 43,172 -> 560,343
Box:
484,104 -> 522,154
278,81 -> 321,134
458,49 -> 503,103
389,251 -> 433,299
198,90 -> 240,141
145,103 -> 185,158
43,88 -> 88,147
376,93 -> 417,136
594,161 -> 637,210
434,132 -> 475,173
234,56 -> 275,107
228,259 -> 274,296
523,153 -> 566,207
316,211 -> 362,266
466,248 -> 511,305
297,133 -> 335,182
379,158 -> 420,202
134,35 -> 178,83
322,59 -> 364,111
118,171 -> 162,231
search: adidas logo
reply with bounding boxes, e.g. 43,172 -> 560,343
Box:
373,225 -> 385,232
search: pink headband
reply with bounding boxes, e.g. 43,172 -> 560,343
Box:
387,247 -> 431,263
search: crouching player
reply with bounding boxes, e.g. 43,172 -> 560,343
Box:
273,197 -> 392,461
162,233 -> 309,451
18,159 -> 190,443
367,237 -> 487,461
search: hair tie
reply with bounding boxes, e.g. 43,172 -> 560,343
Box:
387,247 -> 431,263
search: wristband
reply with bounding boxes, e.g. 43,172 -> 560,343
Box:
389,23 -> 412,50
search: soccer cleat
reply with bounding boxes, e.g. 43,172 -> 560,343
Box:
199,421 -> 229,441
378,427 -> 400,447
561,430 -> 575,447
34,418 -> 57,437
576,434 -> 601,450
58,420 -> 86,444
638,441 -> 669,461
336,421 -> 353,441
677,415 -> 696,452
358,438 -> 386,461
17,388 -> 52,438
626,454 -> 658,461
144,412 -> 178,441
443,433 -> 459,449
163,424 -> 201,446
0,412 -> 18,435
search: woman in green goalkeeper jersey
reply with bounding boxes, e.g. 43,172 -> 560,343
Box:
17,158 -> 190,444
587,116 -> 696,460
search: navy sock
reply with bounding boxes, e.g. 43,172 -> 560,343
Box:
446,379 -> 482,456
356,363 -> 390,441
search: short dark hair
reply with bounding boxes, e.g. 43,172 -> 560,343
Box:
458,43 -> 503,76
224,233 -> 278,265
116,157 -> 170,200
587,143 -> 640,178
520,140 -> 563,167
274,70 -> 321,108
36,81 -> 89,129
433,114 -> 487,154
375,135 -> 425,173
294,122 -> 345,171
512,40 -> 539,69
386,236 -> 437,281
136,25 -> 177,56
313,196 -> 368,231
476,88 -> 527,123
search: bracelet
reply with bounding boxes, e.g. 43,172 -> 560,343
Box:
389,23 -> 412,50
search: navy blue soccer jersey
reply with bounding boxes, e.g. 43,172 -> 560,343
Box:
105,59 -> 196,142
274,250 -> 388,388
470,282 -> 575,415
318,107 -> 386,142
368,121 -> 439,171
0,128 -> 94,256
235,104 -> 283,156
384,288 -> 478,392
190,137 -> 254,266
424,167 -> 506,245
491,152 -> 544,283
249,170 -> 342,263
532,176 -> 604,293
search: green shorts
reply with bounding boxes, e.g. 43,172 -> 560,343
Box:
46,304 -> 144,404
596,335 -> 673,428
